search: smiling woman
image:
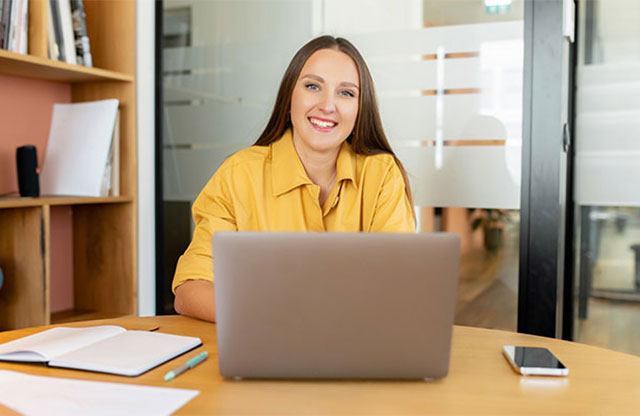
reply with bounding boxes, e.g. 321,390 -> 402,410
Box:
290,49 -> 360,204
172,36 -> 416,322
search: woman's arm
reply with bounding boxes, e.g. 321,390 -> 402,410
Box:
174,280 -> 216,322
172,165 -> 238,322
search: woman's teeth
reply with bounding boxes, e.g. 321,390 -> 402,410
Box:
309,118 -> 336,128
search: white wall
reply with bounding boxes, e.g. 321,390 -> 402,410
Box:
136,0 -> 156,316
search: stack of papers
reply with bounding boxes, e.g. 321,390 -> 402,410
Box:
0,370 -> 199,416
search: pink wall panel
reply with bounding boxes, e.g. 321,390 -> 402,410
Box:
0,74 -> 73,312
0,74 -> 71,195
49,206 -> 74,313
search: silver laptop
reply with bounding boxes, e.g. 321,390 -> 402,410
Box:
213,232 -> 460,379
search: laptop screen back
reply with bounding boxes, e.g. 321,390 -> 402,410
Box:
214,232 -> 460,379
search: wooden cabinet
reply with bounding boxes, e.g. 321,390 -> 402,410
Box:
0,0 -> 137,330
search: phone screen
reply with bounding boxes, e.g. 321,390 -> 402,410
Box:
512,346 -> 566,369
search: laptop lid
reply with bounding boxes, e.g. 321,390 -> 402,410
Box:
214,232 -> 460,379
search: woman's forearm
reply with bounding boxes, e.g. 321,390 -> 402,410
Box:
174,280 -> 217,322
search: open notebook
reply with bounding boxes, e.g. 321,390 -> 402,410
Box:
0,326 -> 201,376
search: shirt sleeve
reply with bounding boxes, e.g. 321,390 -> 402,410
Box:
369,160 -> 416,233
171,167 -> 238,293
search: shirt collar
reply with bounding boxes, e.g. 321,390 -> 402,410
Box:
271,129 -> 357,197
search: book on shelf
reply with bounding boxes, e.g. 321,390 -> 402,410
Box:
16,0 -> 27,53
0,0 -> 27,53
53,0 -> 75,64
6,0 -> 17,50
5,0 -> 17,51
47,0 -> 92,66
0,0 -> 11,50
46,0 -> 59,60
48,0 -> 65,61
70,0 -> 91,66
40,99 -> 120,197
0,325 -> 202,376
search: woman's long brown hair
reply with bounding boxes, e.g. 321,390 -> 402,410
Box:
254,35 -> 414,212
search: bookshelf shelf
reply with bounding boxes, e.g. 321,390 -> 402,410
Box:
0,196 -> 133,209
51,309 -> 132,325
0,49 -> 133,83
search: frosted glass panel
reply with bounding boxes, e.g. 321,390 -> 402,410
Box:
349,21 -> 523,56
163,103 -> 269,145
162,0 -> 315,202
576,111 -> 640,152
163,42 -> 299,73
575,153 -> 640,206
573,0 -> 640,356
575,67 -> 640,205
355,22 -> 523,208
163,146 -> 247,201
380,95 -> 521,143
577,82 -> 640,113
380,95 -> 479,141
164,71 -> 280,105
370,58 -> 482,91
398,146 -> 521,209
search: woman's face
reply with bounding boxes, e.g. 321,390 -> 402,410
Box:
290,48 -> 360,155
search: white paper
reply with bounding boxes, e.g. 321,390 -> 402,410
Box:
41,99 -> 119,196
0,370 -> 199,416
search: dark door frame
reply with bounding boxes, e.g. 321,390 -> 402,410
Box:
155,0 -> 166,315
518,0 -> 577,339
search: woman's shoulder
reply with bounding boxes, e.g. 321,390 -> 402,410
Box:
216,144 -> 270,175
356,151 -> 398,173
351,151 -> 405,189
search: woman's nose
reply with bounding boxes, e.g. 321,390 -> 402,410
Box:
318,92 -> 336,113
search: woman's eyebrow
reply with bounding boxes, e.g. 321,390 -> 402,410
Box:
301,74 -> 324,83
300,74 -> 360,90
340,81 -> 360,90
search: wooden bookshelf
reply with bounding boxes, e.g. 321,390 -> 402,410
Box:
0,0 -> 137,330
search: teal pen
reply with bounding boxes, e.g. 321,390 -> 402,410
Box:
164,351 -> 208,381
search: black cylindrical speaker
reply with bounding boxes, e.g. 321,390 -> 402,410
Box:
16,145 -> 40,197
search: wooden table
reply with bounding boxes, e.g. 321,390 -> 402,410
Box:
1,315 -> 639,415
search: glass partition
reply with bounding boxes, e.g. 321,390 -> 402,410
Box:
573,0 -> 640,355
159,0 -> 524,331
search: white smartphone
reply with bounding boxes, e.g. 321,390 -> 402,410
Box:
502,346 -> 569,376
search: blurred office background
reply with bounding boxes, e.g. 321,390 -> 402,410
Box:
156,0 -> 640,356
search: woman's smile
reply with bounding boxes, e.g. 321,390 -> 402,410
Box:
308,116 -> 338,131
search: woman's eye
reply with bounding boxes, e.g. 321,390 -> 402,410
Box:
305,83 -> 319,91
340,90 -> 355,98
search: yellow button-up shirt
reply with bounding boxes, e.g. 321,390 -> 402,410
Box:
172,129 -> 415,291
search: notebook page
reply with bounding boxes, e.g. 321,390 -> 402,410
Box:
49,331 -> 202,376
0,326 -> 125,362
0,370 -> 199,416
